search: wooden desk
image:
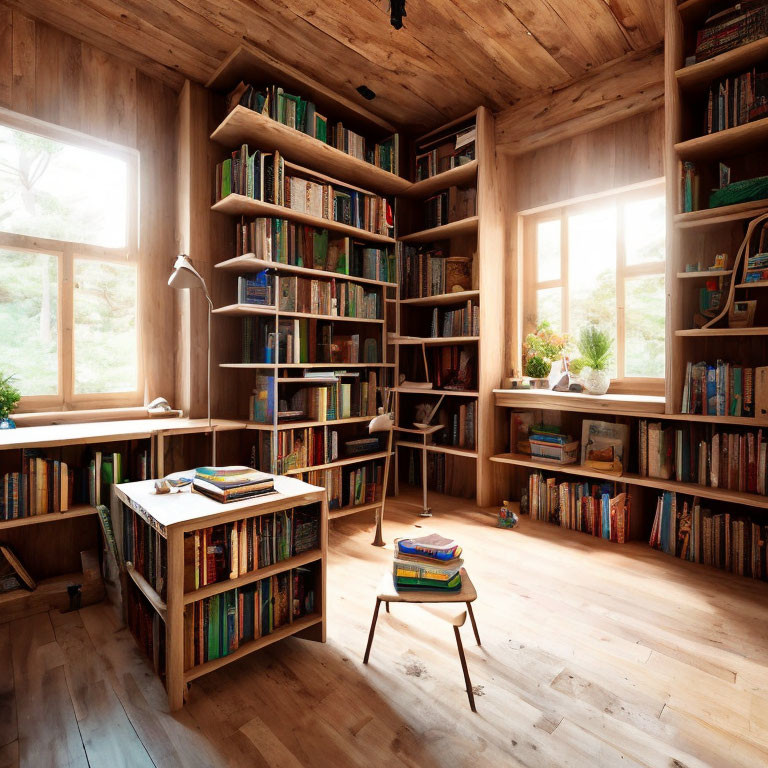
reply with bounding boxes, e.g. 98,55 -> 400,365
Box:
115,472 -> 328,710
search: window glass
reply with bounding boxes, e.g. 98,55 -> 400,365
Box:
625,196 -> 665,265
0,248 -> 58,395
0,125 -> 128,248
625,274 -> 666,378
74,259 -> 138,394
536,219 -> 560,280
536,287 -> 561,332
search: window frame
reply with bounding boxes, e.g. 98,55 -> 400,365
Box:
522,181 -> 666,395
0,108 -> 142,412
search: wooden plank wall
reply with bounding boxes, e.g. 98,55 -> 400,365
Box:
504,108 -> 665,376
0,8 -> 178,408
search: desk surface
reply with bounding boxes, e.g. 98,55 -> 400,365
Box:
115,471 -> 324,531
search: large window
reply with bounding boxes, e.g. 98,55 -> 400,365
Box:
0,112 -> 139,410
523,184 -> 665,387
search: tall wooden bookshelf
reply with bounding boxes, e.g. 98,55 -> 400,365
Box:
393,107 -> 506,506
486,3 -> 768,583
206,48 -> 402,522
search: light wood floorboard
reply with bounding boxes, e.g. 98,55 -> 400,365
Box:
3,489 -> 768,767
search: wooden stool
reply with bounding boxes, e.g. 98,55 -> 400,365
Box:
363,567 -> 480,711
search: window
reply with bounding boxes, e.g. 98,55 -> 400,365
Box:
0,112 -> 139,410
523,183 -> 665,387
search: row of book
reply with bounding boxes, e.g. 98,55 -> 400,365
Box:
404,450 -> 475,497
693,1 -> 768,63
183,567 -> 316,669
277,275 -> 381,319
638,420 -> 768,494
302,460 -> 383,510
214,145 -> 392,236
242,317 -> 377,365
399,243 -> 472,299
744,246 -> 768,283
127,581 -> 165,679
681,360 -> 766,416
123,507 -> 167,600
227,81 -> 399,174
182,506 -> 320,591
234,218 -> 396,283
429,302 -> 479,338
703,67 -> 768,134
526,473 -> 630,543
423,186 -> 476,230
1,449 -> 145,520
415,122 -> 475,181
650,492 -> 768,580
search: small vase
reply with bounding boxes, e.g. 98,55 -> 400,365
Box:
529,377 -> 550,390
583,369 -> 610,396
0,417 -> 16,429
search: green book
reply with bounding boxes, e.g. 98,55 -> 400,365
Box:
221,158 -> 232,199
208,595 -> 220,660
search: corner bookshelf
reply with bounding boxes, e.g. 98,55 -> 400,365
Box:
208,49 -> 403,523
485,4 -> 768,584
393,107 -> 506,505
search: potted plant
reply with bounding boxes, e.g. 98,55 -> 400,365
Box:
522,323 -> 568,389
0,373 -> 21,429
572,326 -> 613,395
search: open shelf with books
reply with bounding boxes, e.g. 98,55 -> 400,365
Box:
393,105 -> 505,506
114,473 -> 327,709
207,46 -> 406,195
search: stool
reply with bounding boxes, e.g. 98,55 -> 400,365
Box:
363,567 -> 480,711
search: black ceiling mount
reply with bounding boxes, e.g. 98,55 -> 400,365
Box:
356,85 -> 376,100
390,0 -> 406,30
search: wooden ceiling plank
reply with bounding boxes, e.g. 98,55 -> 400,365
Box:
495,44 -> 663,156
605,0 -> 664,50
176,0 -> 452,128
0,7 -> 12,108
4,0 -> 185,90
11,9 -> 35,115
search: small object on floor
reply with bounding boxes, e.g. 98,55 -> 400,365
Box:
66,583 -> 82,612
498,501 -> 519,529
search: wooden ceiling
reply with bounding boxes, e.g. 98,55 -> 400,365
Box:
3,0 -> 664,131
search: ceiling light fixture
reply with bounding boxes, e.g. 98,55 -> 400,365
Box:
390,0 -> 406,29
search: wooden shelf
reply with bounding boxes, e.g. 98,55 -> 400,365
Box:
328,500 -> 382,520
183,549 -> 322,605
395,387 -> 478,397
735,281 -> 768,288
215,255 -> 396,288
283,450 -> 391,475
494,388 -> 665,416
399,290 -> 480,306
675,326 -> 768,336
210,106 -> 409,195
674,198 -> 768,229
677,270 -> 732,278
397,440 -> 477,458
403,161 -> 478,198
220,362 -> 394,369
489,452 -> 768,509
392,335 -> 479,345
675,117 -> 768,161
0,504 -> 96,531
184,613 -> 324,683
212,304 -> 384,323
212,194 -> 395,244
125,563 -> 167,622
245,415 -> 374,431
398,216 -> 479,243
676,38 -> 768,90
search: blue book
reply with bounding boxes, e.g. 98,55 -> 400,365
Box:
601,493 -> 611,539
706,365 -> 717,415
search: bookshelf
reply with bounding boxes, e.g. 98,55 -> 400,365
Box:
114,472 -> 327,710
208,52 -> 401,525
393,106 -> 506,504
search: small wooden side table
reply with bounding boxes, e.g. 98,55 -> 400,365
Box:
363,567 -> 481,711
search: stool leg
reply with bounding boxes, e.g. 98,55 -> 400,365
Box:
385,601 -> 390,613
453,625 -> 476,712
466,602 -> 481,646
363,599 -> 382,664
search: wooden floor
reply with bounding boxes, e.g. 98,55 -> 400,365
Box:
3,490 -> 768,767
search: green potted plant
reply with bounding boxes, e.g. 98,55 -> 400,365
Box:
522,323 -> 568,388
573,326 -> 613,395
0,373 -> 21,429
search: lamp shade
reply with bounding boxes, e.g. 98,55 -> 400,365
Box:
168,254 -> 207,293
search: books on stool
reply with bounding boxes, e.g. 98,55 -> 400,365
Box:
393,533 -> 463,591
192,466 -> 276,503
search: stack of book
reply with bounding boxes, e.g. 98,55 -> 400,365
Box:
192,466 -> 275,504
393,534 -> 463,591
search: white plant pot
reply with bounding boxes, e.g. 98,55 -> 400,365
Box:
583,368 -> 610,395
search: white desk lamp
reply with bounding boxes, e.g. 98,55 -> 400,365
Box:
168,254 -> 215,463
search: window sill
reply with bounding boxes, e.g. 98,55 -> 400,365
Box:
493,388 -> 666,416
11,406 -> 159,428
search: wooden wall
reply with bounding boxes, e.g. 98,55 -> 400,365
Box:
0,8 -> 178,408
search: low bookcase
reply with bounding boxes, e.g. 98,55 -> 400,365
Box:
114,472 -> 327,710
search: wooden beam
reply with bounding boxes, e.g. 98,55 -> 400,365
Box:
495,44 -> 664,156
